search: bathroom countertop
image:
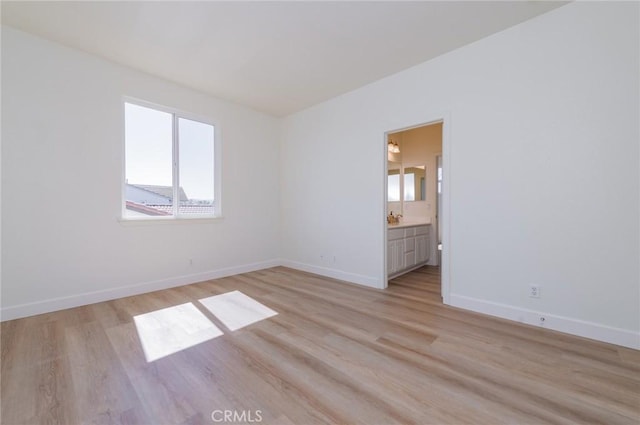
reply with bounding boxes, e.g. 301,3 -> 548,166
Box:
387,218 -> 431,229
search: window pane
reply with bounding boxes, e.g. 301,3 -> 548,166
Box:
178,117 -> 215,215
124,103 -> 174,217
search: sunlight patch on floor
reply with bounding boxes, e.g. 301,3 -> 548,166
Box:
133,302 -> 223,362
199,290 -> 278,331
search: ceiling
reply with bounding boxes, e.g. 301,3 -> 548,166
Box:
1,1 -> 567,117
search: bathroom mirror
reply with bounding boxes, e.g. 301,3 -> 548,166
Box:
388,162 -> 401,202
404,165 -> 426,202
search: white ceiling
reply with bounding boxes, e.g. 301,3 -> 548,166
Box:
1,1 -> 567,117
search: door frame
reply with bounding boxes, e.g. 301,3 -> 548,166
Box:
382,113 -> 451,304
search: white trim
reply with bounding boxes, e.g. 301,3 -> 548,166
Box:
3,260 -> 637,350
0,259 -> 280,322
382,132 -> 390,288
120,100 -> 127,220
117,216 -> 225,226
281,259 -> 381,289
172,112 -> 179,217
450,293 -> 640,350
214,122 -> 223,218
122,96 -> 216,127
440,113 -> 451,304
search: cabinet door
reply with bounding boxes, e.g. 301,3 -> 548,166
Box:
388,239 -> 404,275
394,240 -> 405,272
404,236 -> 415,253
405,251 -> 416,269
387,240 -> 404,275
416,235 -> 430,263
387,241 -> 395,274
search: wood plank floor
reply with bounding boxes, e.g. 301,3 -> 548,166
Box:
2,266 -> 639,424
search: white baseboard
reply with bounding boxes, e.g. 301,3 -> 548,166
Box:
0,259 -> 281,322
280,259 -> 382,289
4,262 -> 637,351
449,293 -> 640,350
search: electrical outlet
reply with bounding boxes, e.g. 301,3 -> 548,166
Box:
529,285 -> 540,298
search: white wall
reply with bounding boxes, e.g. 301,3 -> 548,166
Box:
1,26 -> 281,319
281,2 -> 639,348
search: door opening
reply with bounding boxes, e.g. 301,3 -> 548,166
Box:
384,117 -> 449,304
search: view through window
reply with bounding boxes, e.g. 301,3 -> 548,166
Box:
124,101 -> 217,218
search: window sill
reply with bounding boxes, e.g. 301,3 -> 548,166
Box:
117,216 -> 224,226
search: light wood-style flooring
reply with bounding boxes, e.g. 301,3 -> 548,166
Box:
2,266 -> 639,424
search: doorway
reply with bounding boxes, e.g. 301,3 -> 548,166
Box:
384,117 -> 449,304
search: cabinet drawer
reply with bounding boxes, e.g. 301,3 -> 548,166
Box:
415,225 -> 429,236
404,227 -> 416,237
389,228 -> 404,240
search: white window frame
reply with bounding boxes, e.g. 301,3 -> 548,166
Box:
120,97 -> 222,222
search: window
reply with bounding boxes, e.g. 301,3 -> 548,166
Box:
123,101 -> 219,219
